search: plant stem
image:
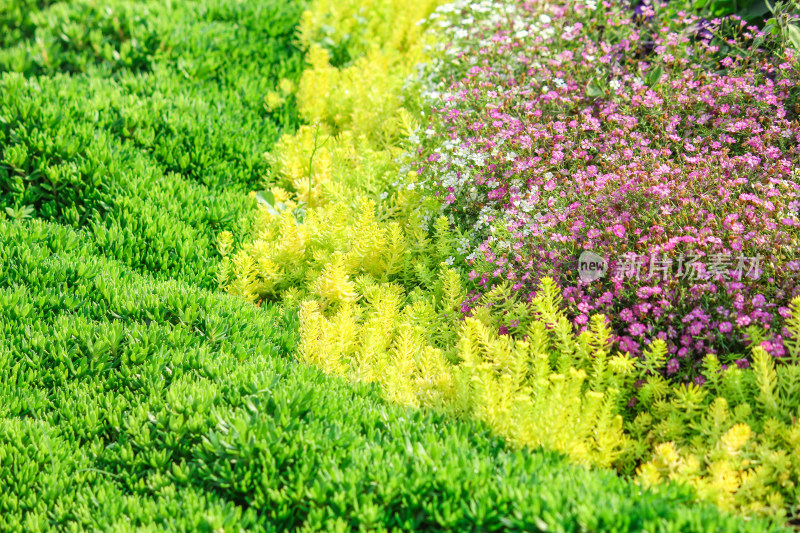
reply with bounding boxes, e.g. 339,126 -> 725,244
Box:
308,122 -> 332,210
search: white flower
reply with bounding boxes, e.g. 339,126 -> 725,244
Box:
538,14 -> 551,24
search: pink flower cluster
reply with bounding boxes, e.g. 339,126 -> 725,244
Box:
416,0 -> 800,375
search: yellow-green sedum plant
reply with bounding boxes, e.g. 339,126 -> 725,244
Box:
635,335 -> 800,519
301,284 -> 800,520
299,277 -> 633,469
218,0 -> 448,304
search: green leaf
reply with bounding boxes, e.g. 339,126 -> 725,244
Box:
787,24 -> 800,51
257,190 -> 287,216
586,79 -> 603,98
256,190 -> 275,207
5,205 -> 35,220
645,65 -> 663,87
741,0 -> 770,20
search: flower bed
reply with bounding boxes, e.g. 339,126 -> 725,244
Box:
222,0 -> 800,522
415,0 -> 800,375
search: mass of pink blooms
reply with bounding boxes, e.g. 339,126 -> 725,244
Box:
415,0 -> 800,376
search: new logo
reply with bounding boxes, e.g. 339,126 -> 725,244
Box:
578,251 -> 607,282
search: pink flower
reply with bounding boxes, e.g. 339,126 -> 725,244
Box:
629,323 -> 646,336
607,224 -> 626,238
667,358 -> 680,374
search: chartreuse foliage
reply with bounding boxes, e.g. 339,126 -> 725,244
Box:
299,278 -> 631,467
2,217 -> 782,532
222,0 -> 800,525
211,0 -> 440,238
633,331 -> 800,519
302,274 -> 800,522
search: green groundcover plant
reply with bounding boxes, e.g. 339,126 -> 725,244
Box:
0,0 -> 306,287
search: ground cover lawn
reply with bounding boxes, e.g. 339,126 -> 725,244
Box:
0,0 -> 797,530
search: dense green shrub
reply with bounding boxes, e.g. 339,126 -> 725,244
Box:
0,73 -> 261,286
0,0 -> 306,82
0,217 -> 785,532
0,0 -> 59,48
0,0 -> 307,287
